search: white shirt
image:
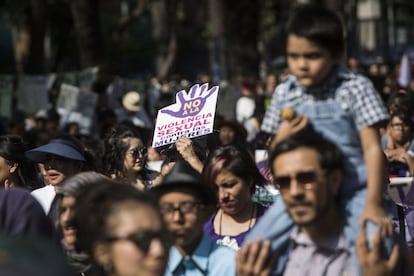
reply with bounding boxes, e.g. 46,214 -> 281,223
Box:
236,96 -> 255,124
31,185 -> 56,214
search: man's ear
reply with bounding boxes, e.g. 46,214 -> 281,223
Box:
93,242 -> 111,268
327,169 -> 342,196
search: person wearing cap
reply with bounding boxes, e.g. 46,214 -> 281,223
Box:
152,161 -> 236,275
115,91 -> 153,129
25,134 -> 87,214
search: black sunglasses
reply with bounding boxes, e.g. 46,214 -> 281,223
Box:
130,147 -> 148,159
105,230 -> 174,252
273,170 -> 319,191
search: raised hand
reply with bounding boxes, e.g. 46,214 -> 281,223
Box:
236,239 -> 277,276
356,227 -> 399,276
160,83 -> 218,117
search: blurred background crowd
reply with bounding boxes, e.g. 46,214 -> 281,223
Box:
0,0 -> 414,275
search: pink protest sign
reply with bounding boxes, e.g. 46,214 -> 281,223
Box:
152,83 -> 219,148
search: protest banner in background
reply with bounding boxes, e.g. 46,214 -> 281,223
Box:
60,71 -> 78,86
0,75 -> 14,118
152,83 -> 219,148
17,75 -> 49,114
57,83 -> 98,135
78,66 -> 99,91
59,66 -> 99,91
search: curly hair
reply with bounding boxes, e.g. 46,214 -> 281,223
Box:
102,124 -> 143,179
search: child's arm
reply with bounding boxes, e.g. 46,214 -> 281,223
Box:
360,127 -> 393,234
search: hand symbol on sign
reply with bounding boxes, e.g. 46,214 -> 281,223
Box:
160,83 -> 218,118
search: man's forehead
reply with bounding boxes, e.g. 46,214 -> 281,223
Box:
273,147 -> 321,171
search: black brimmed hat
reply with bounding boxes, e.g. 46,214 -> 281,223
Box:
152,161 -> 216,206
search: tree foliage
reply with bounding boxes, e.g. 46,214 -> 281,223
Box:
0,0 -> 346,82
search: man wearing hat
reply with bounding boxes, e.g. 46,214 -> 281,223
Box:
152,161 -> 236,275
115,91 -> 153,129
25,135 -> 86,214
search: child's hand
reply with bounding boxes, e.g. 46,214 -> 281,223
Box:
236,239 -> 277,276
359,204 -> 393,236
276,114 -> 309,142
356,226 -> 399,276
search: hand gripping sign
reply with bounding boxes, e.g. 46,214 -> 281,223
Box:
152,83 -> 219,148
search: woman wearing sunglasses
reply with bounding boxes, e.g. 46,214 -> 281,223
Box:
102,124 -> 158,190
74,178 -> 170,276
202,146 -> 268,250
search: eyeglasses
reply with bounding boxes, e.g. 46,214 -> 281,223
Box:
105,230 -> 174,253
129,147 -> 147,159
390,123 -> 408,129
159,202 -> 204,216
273,170 -> 319,191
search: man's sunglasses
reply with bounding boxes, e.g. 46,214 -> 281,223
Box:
105,230 -> 174,252
273,170 -> 319,191
130,147 -> 148,159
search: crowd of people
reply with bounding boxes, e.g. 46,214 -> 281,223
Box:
1,3 -> 414,276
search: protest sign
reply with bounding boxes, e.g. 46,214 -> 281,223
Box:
106,76 -> 125,109
152,83 -> 219,148
60,71 -> 78,86
17,75 -> 49,114
57,83 -> 98,135
78,66 -> 99,91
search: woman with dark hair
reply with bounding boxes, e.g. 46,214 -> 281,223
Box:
0,135 -> 41,190
382,111 -> 414,176
73,179 -> 170,276
102,124 -> 157,190
202,146 -> 269,250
